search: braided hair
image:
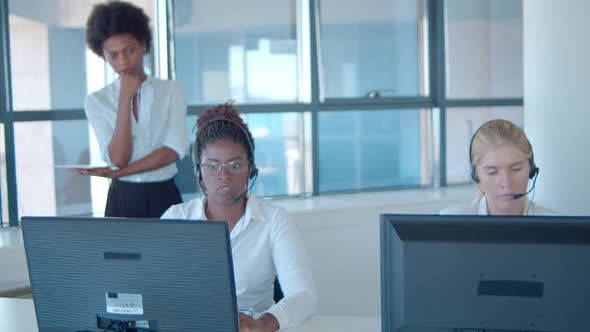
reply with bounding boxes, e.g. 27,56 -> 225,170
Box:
194,102 -> 255,165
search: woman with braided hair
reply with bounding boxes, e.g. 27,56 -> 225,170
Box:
162,103 -> 318,332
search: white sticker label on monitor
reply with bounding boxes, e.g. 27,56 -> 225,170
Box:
106,292 -> 144,315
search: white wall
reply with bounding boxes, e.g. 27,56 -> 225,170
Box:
276,186 -> 473,316
523,0 -> 590,215
0,186 -> 474,313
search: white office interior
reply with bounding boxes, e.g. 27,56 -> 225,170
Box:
1,0 -> 589,331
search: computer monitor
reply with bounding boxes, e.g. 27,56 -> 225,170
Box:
21,216 -> 238,332
380,214 -> 590,332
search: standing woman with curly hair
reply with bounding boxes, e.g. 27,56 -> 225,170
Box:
71,1 -> 189,218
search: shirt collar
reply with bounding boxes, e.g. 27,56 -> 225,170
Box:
246,195 -> 265,224
477,196 -> 489,215
198,195 -> 265,227
478,195 -> 534,216
112,76 -> 153,126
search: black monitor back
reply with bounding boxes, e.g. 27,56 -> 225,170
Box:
380,214 -> 590,332
22,216 -> 238,332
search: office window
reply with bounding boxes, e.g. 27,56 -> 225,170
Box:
13,120 -> 109,217
246,112 -> 311,196
319,109 -> 431,192
445,106 -> 524,184
0,124 -> 7,225
0,0 -> 528,225
8,0 -> 155,111
318,0 -> 428,99
9,111 -> 310,218
172,0 -> 306,104
445,0 -> 523,99
178,112 -> 311,199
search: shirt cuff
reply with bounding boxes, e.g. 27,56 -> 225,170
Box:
163,142 -> 187,160
101,145 -> 113,166
262,305 -> 288,330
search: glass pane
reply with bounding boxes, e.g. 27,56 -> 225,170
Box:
319,0 -> 428,99
0,124 -> 7,225
8,0 -> 155,111
173,0 -> 305,104
319,109 -> 431,192
445,0 -> 523,99
14,120 -> 102,216
246,112 -> 310,196
12,113 -> 309,218
177,112 -> 311,200
445,106 -> 524,184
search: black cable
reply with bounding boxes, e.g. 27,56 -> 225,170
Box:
526,186 -> 536,216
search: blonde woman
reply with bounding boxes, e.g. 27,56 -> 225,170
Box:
441,119 -> 557,216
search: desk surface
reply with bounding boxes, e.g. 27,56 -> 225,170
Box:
0,298 -> 38,331
283,315 -> 380,332
0,298 -> 380,332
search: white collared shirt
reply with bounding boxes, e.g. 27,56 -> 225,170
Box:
161,196 -> 318,329
84,77 -> 189,183
440,195 -> 559,215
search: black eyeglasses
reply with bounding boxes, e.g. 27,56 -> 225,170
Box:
201,160 -> 248,176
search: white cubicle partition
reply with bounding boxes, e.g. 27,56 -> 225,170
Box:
276,186 -> 472,316
0,298 -> 380,332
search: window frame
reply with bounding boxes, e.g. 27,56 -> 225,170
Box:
0,0 -> 524,226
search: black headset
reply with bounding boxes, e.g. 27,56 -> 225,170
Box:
192,117 -> 259,194
469,122 -> 539,183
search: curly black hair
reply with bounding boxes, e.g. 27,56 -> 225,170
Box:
85,1 -> 152,57
194,102 -> 255,165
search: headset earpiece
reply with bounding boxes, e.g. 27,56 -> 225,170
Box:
191,145 -> 207,195
528,150 -> 539,179
470,166 -> 479,183
469,128 -> 479,183
249,162 -> 259,180
529,163 -> 539,180
197,169 -> 207,195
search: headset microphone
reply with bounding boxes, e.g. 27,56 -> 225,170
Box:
230,184 -> 248,205
512,168 -> 539,200
230,173 -> 259,204
231,192 -> 244,204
